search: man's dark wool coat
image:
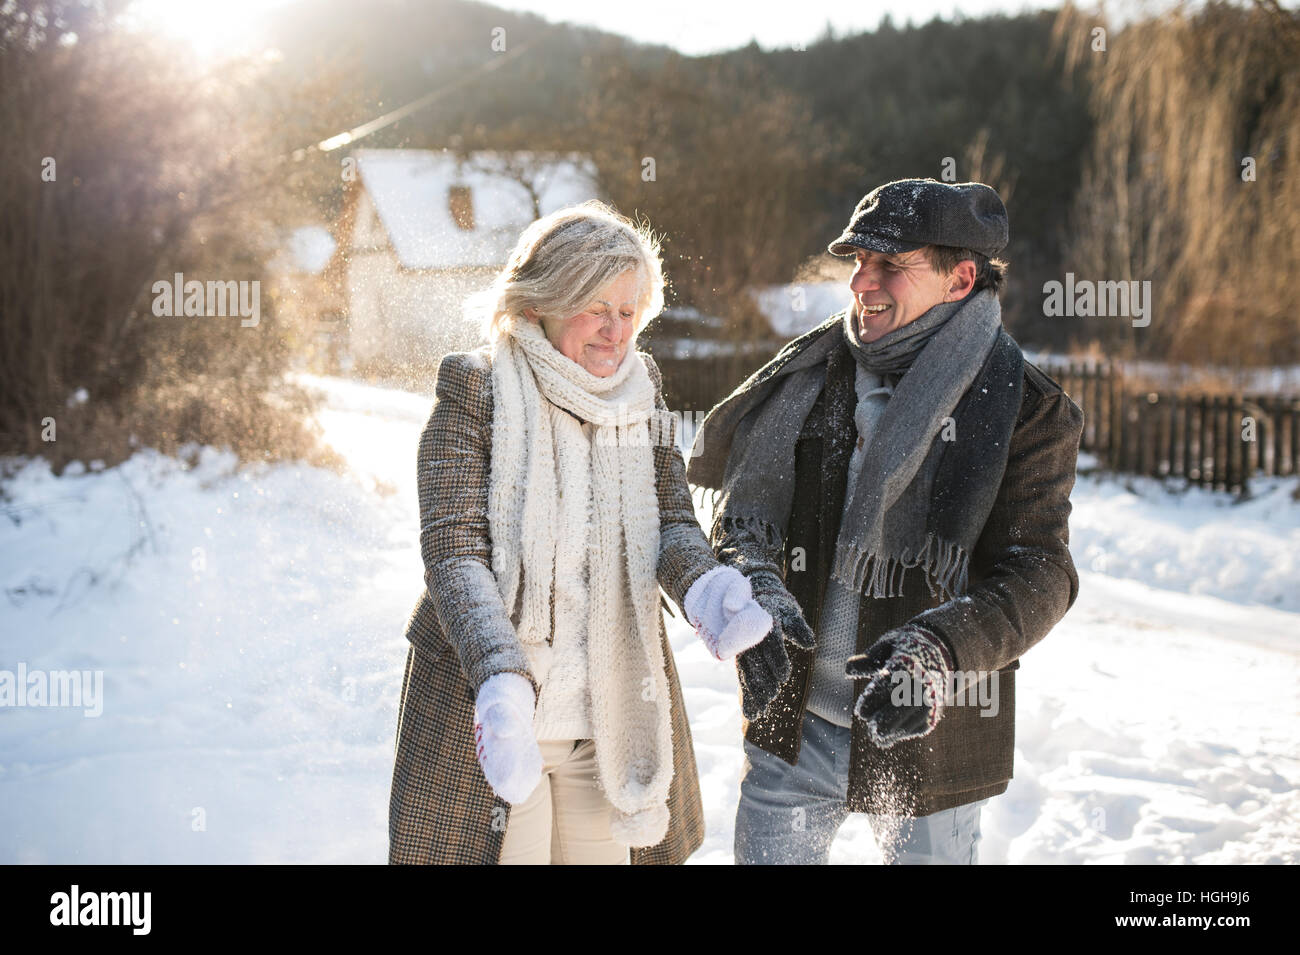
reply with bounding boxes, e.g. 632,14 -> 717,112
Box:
693,313 -> 1085,816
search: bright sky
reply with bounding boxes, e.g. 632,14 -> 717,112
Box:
125,0 -> 1065,60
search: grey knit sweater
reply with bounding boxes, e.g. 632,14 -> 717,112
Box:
805,365 -> 895,727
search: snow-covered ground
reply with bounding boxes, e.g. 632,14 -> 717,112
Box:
1,374 -> 1296,864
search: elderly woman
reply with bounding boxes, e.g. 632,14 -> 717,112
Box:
388,200 -> 772,865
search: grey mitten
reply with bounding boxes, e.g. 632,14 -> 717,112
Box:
845,625 -> 955,748
735,570 -> 816,721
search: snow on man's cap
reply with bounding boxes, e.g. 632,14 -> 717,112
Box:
828,178 -> 1009,259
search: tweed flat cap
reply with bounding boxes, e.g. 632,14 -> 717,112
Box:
828,178 -> 1009,259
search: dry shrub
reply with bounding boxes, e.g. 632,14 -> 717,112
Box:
1055,1 -> 1300,367
44,375 -> 342,474
1,1 -> 353,475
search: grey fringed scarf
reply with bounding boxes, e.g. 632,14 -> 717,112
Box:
691,288 -> 1019,603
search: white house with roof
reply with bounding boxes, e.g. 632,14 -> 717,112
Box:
329,148 -> 600,365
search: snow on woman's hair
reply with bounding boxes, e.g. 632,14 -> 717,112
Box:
468,200 -> 666,345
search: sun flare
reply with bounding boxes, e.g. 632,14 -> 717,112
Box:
122,0 -> 286,61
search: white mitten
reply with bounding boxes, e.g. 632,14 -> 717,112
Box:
684,565 -> 774,661
473,672 -> 543,805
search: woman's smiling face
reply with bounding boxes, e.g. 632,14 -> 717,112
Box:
533,270 -> 642,377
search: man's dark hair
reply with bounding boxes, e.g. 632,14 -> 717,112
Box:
923,245 -> 1008,297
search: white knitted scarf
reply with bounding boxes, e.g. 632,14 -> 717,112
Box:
488,319 -> 673,847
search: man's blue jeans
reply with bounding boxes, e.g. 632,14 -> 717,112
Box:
735,709 -> 989,864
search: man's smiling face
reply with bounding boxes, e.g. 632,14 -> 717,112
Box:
848,247 -> 953,343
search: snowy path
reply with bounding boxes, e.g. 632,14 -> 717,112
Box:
1,374 -> 1296,864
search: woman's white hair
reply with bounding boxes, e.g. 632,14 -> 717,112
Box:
468,199 -> 666,345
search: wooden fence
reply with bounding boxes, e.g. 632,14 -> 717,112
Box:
1051,361 -> 1300,494
652,349 -> 1300,495
650,349 -> 776,419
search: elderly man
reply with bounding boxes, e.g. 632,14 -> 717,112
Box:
688,178 -> 1084,865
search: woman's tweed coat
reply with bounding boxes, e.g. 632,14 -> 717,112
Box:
388,346 -> 716,865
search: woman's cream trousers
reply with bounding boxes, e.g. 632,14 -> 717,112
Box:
498,739 -> 630,865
